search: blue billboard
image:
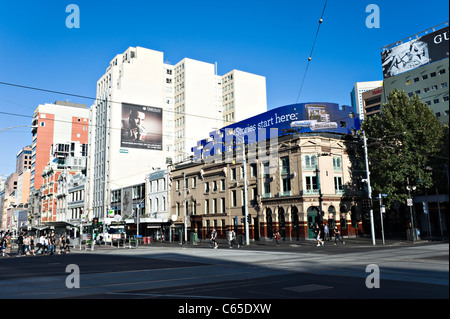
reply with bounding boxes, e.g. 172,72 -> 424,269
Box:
192,102 -> 360,160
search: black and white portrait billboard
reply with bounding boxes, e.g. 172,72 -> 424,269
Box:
120,103 -> 162,150
381,26 -> 449,78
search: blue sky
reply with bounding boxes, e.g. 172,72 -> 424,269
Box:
0,0 -> 449,177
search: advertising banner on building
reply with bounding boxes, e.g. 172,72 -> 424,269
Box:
120,103 -> 163,150
381,26 -> 449,78
192,102 -> 359,161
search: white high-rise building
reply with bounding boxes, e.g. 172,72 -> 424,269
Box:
86,46 -> 267,220
222,69 -> 267,125
350,80 -> 383,121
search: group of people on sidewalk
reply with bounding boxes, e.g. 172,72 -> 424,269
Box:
0,231 -> 72,257
314,224 -> 345,246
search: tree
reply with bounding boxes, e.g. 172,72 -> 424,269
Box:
361,89 -> 444,208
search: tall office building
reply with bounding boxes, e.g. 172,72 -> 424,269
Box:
86,47 -> 267,221
350,81 -> 383,121
221,69 -> 267,126
30,101 -> 89,192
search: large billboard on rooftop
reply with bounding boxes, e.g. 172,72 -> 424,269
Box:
381,26 -> 449,79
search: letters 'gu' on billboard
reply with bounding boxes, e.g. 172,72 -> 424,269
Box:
381,26 -> 449,79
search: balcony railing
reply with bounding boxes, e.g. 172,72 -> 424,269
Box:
279,191 -> 292,197
303,164 -> 318,171
302,189 -> 320,195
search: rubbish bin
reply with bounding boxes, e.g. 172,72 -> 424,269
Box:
190,232 -> 198,245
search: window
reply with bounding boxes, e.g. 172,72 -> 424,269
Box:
263,181 -> 271,197
281,177 -> 291,195
422,74 -> 428,80
434,99 -> 440,104
439,69 -> 446,75
221,198 -> 225,214
405,79 -> 412,85
231,168 -> 237,180
303,154 -> 318,170
280,157 -> 290,175
231,190 -> 237,207
441,82 -> 448,88
263,162 -> 270,178
205,199 -> 210,214
424,87 -> 430,93
192,200 -> 197,215
250,163 -> 257,178
305,176 -> 318,191
40,122 -> 45,127
414,77 -> 419,83
192,177 -> 197,188
220,179 -> 225,191
431,72 -> 436,77
443,96 -> 449,102
212,198 -> 217,214
334,176 -> 343,193
333,156 -> 342,171
432,85 -> 438,90
205,182 -> 210,193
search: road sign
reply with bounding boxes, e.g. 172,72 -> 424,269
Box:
407,198 -> 413,206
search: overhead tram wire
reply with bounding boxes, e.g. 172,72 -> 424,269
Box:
0,80 -> 225,124
295,0 -> 328,104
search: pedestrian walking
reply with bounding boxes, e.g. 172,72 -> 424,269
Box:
30,235 -> 36,256
58,235 -> 65,254
0,232 -> 6,257
65,235 -> 71,254
229,230 -> 239,248
324,223 -> 330,241
5,234 -> 12,258
43,235 -> 49,255
47,234 -> 55,255
24,235 -> 30,255
210,228 -> 218,249
314,224 -> 324,246
17,233 -> 24,256
334,226 -> 345,245
275,230 -> 281,246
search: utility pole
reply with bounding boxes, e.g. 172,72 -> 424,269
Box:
242,142 -> 250,246
363,130 -> 376,246
379,193 -> 386,245
183,172 -> 187,243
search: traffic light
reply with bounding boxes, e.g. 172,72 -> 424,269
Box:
362,198 -> 372,209
92,217 -> 99,228
247,214 -> 251,224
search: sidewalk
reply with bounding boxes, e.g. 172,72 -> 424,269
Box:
77,235 -> 448,253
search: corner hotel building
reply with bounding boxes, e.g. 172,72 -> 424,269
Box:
170,103 -> 366,241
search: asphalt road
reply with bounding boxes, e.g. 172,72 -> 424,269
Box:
0,239 -> 448,315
